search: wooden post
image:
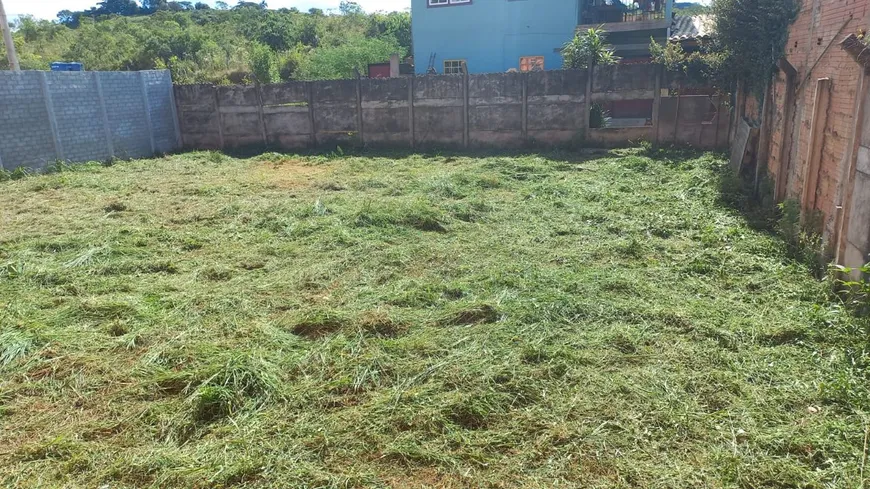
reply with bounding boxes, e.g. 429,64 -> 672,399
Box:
801,78 -> 832,217
408,76 -> 415,149
0,0 -> 19,71
307,82 -> 317,148
652,65 -> 663,145
93,72 -> 115,158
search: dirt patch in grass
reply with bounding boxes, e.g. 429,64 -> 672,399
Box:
438,304 -> 500,326
249,159 -> 329,189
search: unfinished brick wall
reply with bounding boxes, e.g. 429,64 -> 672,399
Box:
768,0 -> 870,243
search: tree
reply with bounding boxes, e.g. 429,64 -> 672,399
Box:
97,0 -> 140,16
141,0 -> 169,13
339,1 -> 363,15
194,2 -> 211,9
214,1 -> 229,9
562,27 -> 619,70
57,10 -> 82,27
710,0 -> 799,95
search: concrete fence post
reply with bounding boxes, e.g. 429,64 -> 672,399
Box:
584,64 -> 593,135
167,75 -> 182,150
521,72 -> 528,142
255,83 -> 268,145
673,80 -> 683,143
462,70 -> 469,148
213,85 -> 225,149
40,72 -> 63,161
652,65 -> 663,145
307,82 -> 317,148
408,76 -> 416,149
355,75 -> 364,146
94,72 -> 115,158
139,72 -> 156,154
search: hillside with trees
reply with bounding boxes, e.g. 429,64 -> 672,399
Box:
0,1 -> 411,83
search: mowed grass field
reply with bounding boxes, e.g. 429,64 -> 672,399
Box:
1,149 -> 868,488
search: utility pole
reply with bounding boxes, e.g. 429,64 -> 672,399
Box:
0,0 -> 20,71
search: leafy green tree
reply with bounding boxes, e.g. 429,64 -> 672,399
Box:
340,1 -> 364,15
562,27 -> 619,69
710,0 -> 799,94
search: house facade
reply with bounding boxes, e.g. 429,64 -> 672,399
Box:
411,0 -> 674,75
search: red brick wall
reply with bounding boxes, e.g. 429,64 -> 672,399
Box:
767,0 -> 869,241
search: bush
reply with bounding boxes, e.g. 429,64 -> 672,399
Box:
562,27 -> 619,70
250,43 -> 279,84
589,103 -> 611,129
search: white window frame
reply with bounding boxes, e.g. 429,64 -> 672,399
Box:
443,59 -> 466,74
428,0 -> 472,6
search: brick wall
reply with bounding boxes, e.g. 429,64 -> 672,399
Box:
0,70 -> 179,172
767,0 -> 870,242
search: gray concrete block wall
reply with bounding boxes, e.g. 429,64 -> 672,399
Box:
46,72 -> 111,163
143,70 -> 180,153
0,70 -> 178,172
101,72 -> 152,159
0,72 -> 57,171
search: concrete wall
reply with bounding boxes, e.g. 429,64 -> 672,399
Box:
175,66 -> 728,152
761,0 -> 870,268
0,70 -> 179,172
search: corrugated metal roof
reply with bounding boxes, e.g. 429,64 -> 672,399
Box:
669,15 -> 713,42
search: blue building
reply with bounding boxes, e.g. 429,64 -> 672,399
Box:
412,0 -> 674,75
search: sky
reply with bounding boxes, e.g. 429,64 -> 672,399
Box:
4,0 -> 411,19
5,0 -> 713,21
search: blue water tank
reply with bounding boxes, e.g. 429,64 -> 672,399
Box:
50,62 -> 84,72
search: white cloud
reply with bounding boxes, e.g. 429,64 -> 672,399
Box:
5,0 -> 410,20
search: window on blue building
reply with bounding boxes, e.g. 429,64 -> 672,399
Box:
443,60 -> 467,74
428,0 -> 471,6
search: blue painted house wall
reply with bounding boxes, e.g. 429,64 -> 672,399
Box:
412,0 -> 581,74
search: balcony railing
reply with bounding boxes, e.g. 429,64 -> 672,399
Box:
581,2 -> 665,25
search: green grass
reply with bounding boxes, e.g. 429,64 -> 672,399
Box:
1,148 -> 868,488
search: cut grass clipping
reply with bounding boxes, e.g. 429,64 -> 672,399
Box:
1,148 -> 868,488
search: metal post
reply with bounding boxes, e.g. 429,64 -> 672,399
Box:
0,0 -> 19,71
